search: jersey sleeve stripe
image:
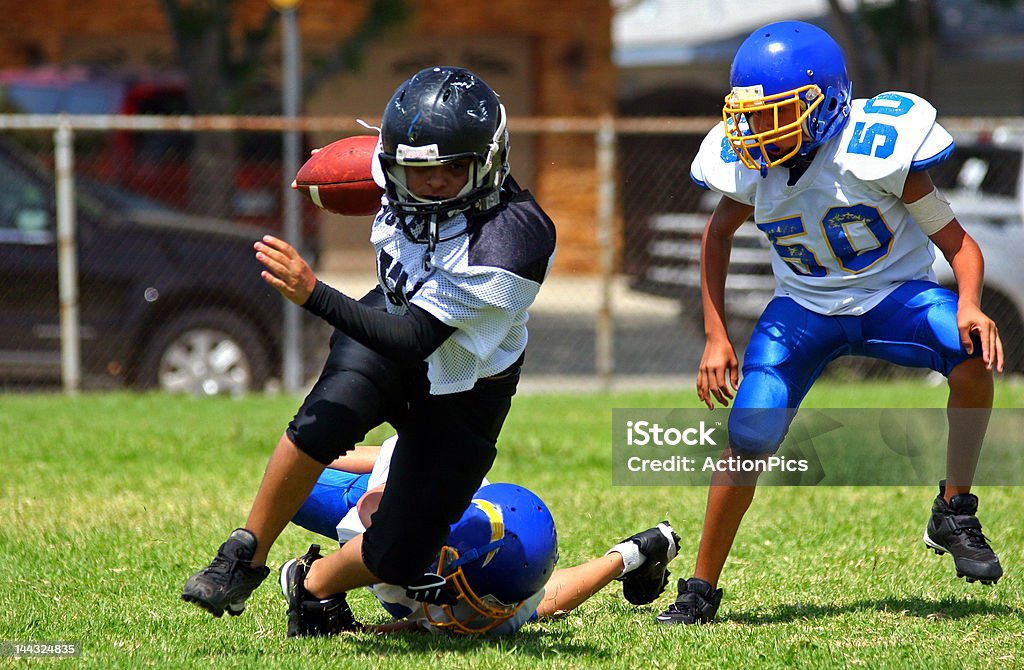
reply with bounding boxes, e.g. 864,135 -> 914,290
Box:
910,141 -> 955,172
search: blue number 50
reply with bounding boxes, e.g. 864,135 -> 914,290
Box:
846,93 -> 914,158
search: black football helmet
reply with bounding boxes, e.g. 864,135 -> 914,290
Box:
379,66 -> 509,249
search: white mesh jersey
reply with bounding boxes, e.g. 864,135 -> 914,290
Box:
334,437 -> 541,636
369,188 -> 556,393
691,91 -> 955,315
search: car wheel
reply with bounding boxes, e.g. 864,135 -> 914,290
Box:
135,308 -> 270,396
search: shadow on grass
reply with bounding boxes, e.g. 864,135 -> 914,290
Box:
329,628 -> 608,658
727,595 -> 1021,625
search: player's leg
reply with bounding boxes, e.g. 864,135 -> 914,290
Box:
861,280 -> 1001,583
182,293 -> 408,617
945,356 -> 992,492
303,368 -> 519,599
291,470 -> 371,542
660,298 -> 846,624
295,424 -> 499,605
245,304 -> 410,566
181,364 -> 385,618
244,432 -> 331,566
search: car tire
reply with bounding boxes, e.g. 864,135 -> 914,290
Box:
134,308 -> 271,396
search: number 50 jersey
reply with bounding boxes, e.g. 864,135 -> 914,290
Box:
691,91 -> 955,316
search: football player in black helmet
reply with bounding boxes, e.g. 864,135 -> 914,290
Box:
182,66 -> 557,625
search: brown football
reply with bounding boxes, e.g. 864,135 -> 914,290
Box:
294,134 -> 384,216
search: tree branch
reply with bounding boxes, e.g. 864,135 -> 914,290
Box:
241,7 -> 281,71
302,0 -> 411,100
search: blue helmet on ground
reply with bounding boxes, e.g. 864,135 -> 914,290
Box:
426,482 -> 558,634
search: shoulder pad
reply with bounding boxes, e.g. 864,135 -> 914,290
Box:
467,195 -> 555,283
912,122 -> 955,172
690,123 -> 759,205
837,92 -> 951,190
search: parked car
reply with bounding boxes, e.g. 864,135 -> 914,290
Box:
631,134 -> 1024,374
0,134 -> 306,394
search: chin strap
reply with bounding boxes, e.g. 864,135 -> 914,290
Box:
424,216 -> 438,270
445,538 -> 506,570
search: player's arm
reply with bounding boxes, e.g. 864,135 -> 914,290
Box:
254,235 -> 455,364
698,196 -> 755,408
902,170 -> 1003,372
535,553 -> 623,618
325,445 -> 381,473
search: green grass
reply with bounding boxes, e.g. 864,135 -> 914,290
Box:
1,380 -> 1022,669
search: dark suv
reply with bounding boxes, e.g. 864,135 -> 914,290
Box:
0,135 -> 296,394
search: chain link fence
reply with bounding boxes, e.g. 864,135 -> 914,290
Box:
0,114 -> 1021,396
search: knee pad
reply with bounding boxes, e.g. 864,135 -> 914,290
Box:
287,368 -> 384,465
728,406 -> 794,455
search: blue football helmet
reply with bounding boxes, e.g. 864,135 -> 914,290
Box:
723,21 -> 852,175
424,482 -> 558,634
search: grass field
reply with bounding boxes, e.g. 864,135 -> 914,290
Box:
2,380 -> 1022,668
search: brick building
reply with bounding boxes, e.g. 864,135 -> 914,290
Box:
0,0 -> 616,274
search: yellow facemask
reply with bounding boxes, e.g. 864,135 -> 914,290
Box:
722,83 -> 823,172
420,545 -> 525,635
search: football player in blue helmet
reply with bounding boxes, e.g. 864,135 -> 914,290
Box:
663,20 -> 1004,626
280,437 -> 681,636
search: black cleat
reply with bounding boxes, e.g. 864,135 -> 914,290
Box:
617,521 -> 681,606
656,577 -> 723,625
279,544 -> 358,637
182,528 -> 270,617
924,482 -> 1002,585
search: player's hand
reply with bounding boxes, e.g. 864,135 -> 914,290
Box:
697,337 -> 740,409
404,572 -> 458,607
957,303 -> 1004,373
255,235 -> 317,306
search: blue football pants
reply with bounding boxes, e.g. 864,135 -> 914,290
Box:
729,280 -> 978,454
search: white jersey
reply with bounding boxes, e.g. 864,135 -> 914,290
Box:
691,91 -> 955,315
334,438 -> 541,636
370,186 -> 556,394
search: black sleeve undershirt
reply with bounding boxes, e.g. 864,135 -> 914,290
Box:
302,280 -> 455,365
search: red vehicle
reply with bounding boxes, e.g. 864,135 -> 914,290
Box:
0,66 -> 316,241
